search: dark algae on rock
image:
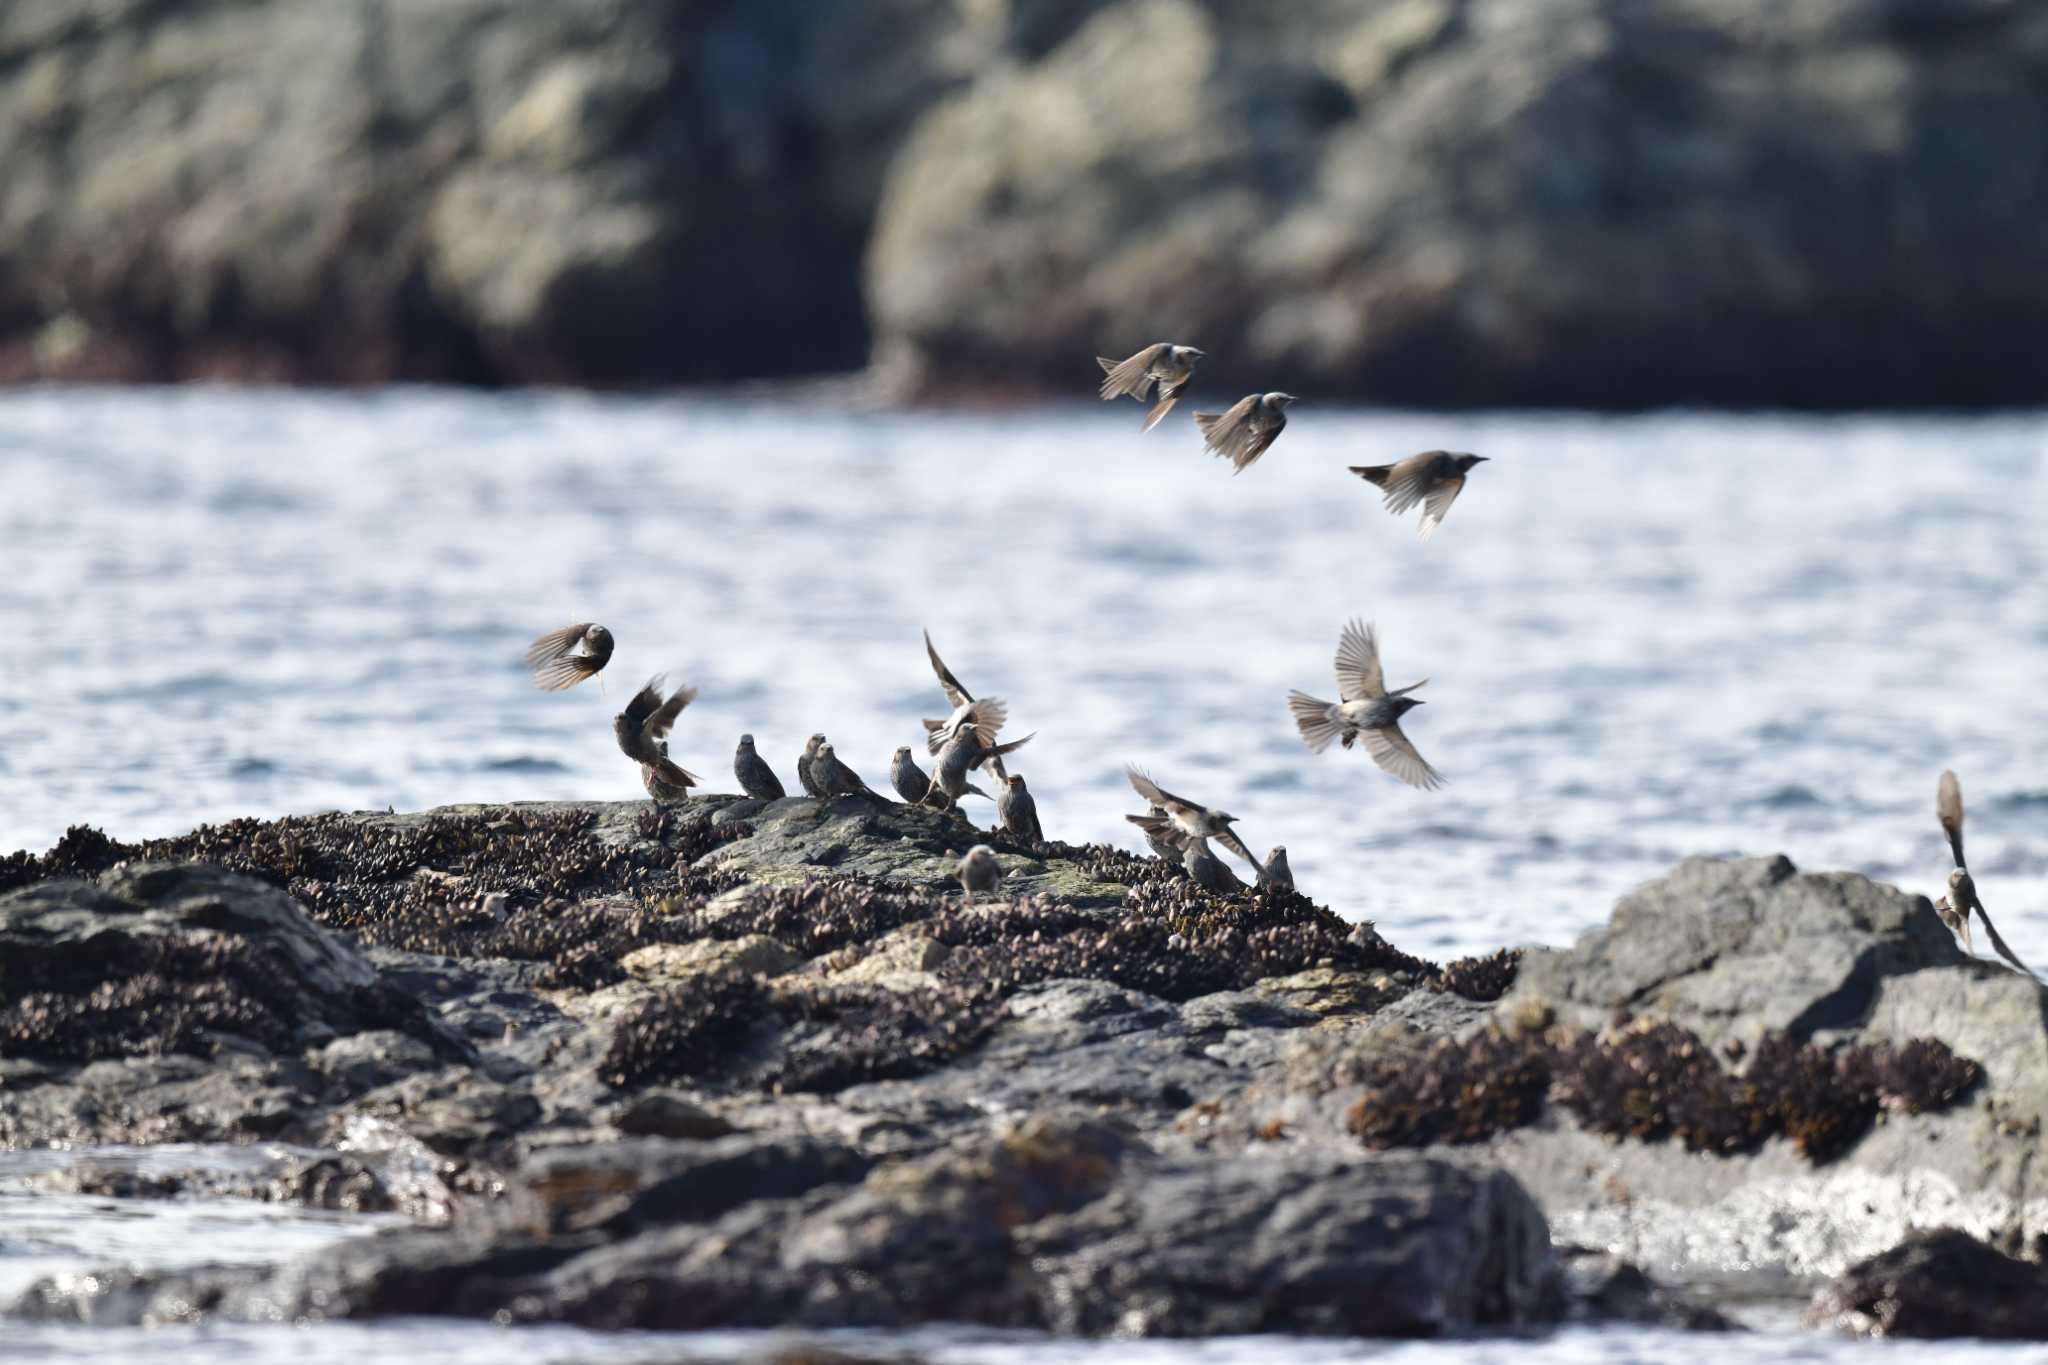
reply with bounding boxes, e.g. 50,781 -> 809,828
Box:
0,814 -> 2038,1343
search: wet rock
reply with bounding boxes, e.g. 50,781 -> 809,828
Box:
1810,1228 -> 2048,1340
609,1089 -> 739,1141
523,1134 -> 873,1234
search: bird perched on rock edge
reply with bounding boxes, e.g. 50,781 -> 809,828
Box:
733,734 -> 785,801
998,773 -> 1043,844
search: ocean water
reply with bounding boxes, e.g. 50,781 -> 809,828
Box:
3,387 -> 2048,1361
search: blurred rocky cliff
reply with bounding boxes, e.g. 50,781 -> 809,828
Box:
5,0 -> 2047,405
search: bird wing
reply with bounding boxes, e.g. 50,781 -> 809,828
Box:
1416,474 -> 1466,541
618,675 -> 668,730
963,697 -> 1007,749
1194,396 -> 1257,462
1141,395 -> 1179,432
1364,723 -> 1444,790
526,623 -> 598,690
1937,769 -> 1966,868
1125,766 -> 1202,821
1099,344 -> 1165,400
923,629 -> 974,708
1375,453 -> 1443,515
1212,825 -> 1261,868
1975,901 -> 2038,979
1229,416 -> 1283,473
646,684 -> 698,740
1334,619 -> 1385,701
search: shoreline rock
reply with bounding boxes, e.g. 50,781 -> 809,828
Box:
4,800 -> 2043,1340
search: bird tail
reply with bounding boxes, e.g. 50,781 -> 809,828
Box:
1287,691 -> 1344,754
653,757 -> 699,788
1141,395 -> 1178,432
1348,464 -> 1392,488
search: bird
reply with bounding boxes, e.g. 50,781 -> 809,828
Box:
958,844 -> 1004,901
1934,770 -> 2034,976
893,746 -> 985,808
733,735 -> 785,801
1348,452 -> 1488,541
642,740 -> 694,802
1193,392 -> 1296,473
1124,767 -> 1260,870
1183,836 -> 1247,894
614,676 -> 699,796
998,773 -> 1043,844
1097,343 -> 1205,432
1287,619 -> 1442,789
920,630 -> 1013,773
798,734 -> 828,798
1262,846 -> 1294,891
928,730 -> 1035,807
525,623 -> 614,691
813,741 -> 883,801
1126,807 -> 1187,863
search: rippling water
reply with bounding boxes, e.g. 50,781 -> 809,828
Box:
4,387 -> 2048,1361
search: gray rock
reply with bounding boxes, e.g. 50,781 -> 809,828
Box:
869,0 -> 2048,408
1809,1227 -> 2048,1340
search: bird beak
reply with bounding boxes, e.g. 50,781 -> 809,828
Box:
1473,455 -> 1490,463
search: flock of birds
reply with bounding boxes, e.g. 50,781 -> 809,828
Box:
523,343 -> 2027,970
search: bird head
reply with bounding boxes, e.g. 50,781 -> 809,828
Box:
807,733 -> 826,751
1215,811 -> 1238,826
738,733 -> 755,748
1269,845 -> 1287,858
1456,453 -> 1488,470
1267,393 -> 1298,409
1948,867 -> 1973,895
1390,696 -> 1425,719
586,624 -> 614,649
894,745 -> 911,759
1177,346 -> 1206,363
1007,774 -> 1025,788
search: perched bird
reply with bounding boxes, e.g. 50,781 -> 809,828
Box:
1262,846 -> 1294,891
1287,619 -> 1442,790
642,740 -> 693,802
525,622 -> 614,691
893,746 -> 985,808
920,630 -> 1013,772
813,741 -> 883,801
1126,808 -> 1187,863
1097,343 -> 1205,432
958,844 -> 1004,901
998,773 -> 1044,844
798,734 -> 828,798
1193,392 -> 1296,473
1183,837 -> 1247,894
1934,770 -> 2034,976
615,676 -> 699,796
1124,767 -> 1260,870
733,734 -> 785,801
928,730 -> 1035,806
1348,452 -> 1489,541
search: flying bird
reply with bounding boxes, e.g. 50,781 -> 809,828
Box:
1193,392 -> 1296,473
1349,452 -> 1488,541
733,735 -> 785,801
526,623 -> 614,691
1126,806 -> 1186,863
1934,769 -> 2034,976
927,730 -> 1035,807
1287,619 -> 1442,790
1097,343 -> 1205,432
614,676 -> 699,797
920,630 -> 1013,773
1124,767 -> 1260,870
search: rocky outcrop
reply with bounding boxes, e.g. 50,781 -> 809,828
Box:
870,0 -> 2048,408
9,0 -> 2048,404
1810,1228 -> 2048,1340
3,803 -> 2040,1341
